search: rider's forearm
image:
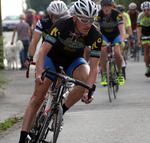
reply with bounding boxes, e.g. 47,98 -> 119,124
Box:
36,49 -> 46,77
29,32 -> 42,57
86,57 -> 99,87
118,24 -> 126,41
137,27 -> 142,41
128,26 -> 133,36
28,40 -> 38,57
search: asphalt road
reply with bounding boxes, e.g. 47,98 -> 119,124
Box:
0,56 -> 150,143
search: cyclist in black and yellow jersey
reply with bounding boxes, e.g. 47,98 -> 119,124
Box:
18,0 -> 102,142
95,0 -> 126,86
137,1 -> 150,77
24,1 -> 68,66
116,5 -> 133,55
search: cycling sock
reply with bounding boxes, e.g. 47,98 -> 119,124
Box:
118,70 -> 122,75
62,103 -> 69,114
18,131 -> 28,143
102,72 -> 107,77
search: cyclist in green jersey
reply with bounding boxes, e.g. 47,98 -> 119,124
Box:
137,1 -> 150,77
24,1 -> 68,66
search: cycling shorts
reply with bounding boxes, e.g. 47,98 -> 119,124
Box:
142,40 -> 150,45
142,28 -> 150,44
103,34 -> 121,44
44,56 -> 87,80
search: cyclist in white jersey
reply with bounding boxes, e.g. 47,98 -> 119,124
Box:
24,1 -> 68,66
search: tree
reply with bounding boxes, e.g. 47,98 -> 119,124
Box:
26,0 -> 52,13
114,0 -> 146,12
25,0 -> 74,13
0,0 -> 4,69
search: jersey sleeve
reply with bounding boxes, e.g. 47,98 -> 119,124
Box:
95,15 -> 101,25
34,20 -> 43,34
137,12 -> 145,27
89,26 -> 103,58
115,12 -> 124,25
45,19 -> 63,46
123,12 -> 131,27
94,11 -> 102,25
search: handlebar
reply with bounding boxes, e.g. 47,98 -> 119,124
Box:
42,66 -> 96,99
26,61 -> 36,78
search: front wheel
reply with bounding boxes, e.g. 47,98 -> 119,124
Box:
25,102 -> 47,143
37,104 -> 63,143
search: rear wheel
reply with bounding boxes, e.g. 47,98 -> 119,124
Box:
107,61 -> 113,102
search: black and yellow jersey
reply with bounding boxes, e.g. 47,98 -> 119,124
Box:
35,14 -> 53,42
95,9 -> 124,39
45,15 -> 102,63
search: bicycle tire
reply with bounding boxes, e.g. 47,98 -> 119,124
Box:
112,62 -> 119,99
107,61 -> 112,102
133,47 -> 137,61
37,104 -> 63,143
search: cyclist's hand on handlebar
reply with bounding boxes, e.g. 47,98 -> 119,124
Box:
35,75 -> 43,86
82,93 -> 94,104
24,56 -> 33,68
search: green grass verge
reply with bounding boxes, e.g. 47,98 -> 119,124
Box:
0,116 -> 22,133
0,70 -> 10,95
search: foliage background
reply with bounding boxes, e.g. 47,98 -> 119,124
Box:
115,0 -> 146,11
25,0 -> 146,13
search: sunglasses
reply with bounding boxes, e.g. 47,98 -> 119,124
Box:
77,17 -> 95,24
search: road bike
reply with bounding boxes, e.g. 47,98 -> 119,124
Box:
25,64 -> 96,143
102,43 -> 119,102
26,62 -> 72,143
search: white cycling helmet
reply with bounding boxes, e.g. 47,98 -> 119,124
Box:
74,0 -> 98,18
70,5 -> 75,15
96,4 -> 101,12
128,3 -> 137,10
141,1 -> 150,10
39,11 -> 44,16
47,1 -> 68,16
